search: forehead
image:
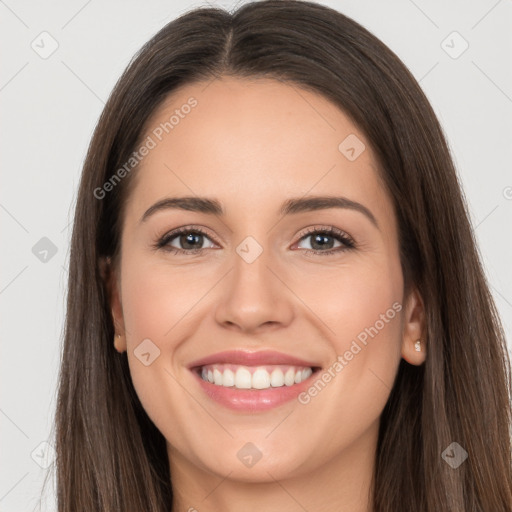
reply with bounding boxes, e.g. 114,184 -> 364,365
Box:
127,76 -> 393,225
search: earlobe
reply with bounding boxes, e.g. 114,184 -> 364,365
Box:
400,288 -> 427,366
99,256 -> 127,352
113,333 -> 126,354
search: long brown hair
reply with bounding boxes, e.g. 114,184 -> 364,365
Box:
50,1 -> 512,510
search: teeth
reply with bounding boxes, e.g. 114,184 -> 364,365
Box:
223,368 -> 235,387
235,367 -> 252,389
252,368 -> 271,389
284,368 -> 295,386
199,364 -> 314,389
213,368 -> 223,385
270,368 -> 284,387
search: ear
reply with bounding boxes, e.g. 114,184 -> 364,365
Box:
400,287 -> 426,365
99,256 -> 127,353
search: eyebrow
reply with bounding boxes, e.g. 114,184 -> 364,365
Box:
140,195 -> 379,229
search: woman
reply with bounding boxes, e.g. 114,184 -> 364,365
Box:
53,1 -> 512,510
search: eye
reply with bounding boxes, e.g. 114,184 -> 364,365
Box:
154,226 -> 217,254
153,224 -> 356,256
294,225 -> 355,255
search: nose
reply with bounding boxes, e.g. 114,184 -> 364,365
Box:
214,240 -> 294,334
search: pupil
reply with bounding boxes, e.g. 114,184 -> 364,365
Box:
181,233 -> 202,249
312,234 -> 333,250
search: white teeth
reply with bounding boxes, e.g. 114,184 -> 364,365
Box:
270,369 -> 285,387
222,368 -> 235,387
213,368 -> 223,385
252,368 -> 271,389
235,367 -> 252,389
284,368 -> 295,386
200,364 -> 314,389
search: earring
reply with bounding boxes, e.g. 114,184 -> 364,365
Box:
414,339 -> 421,352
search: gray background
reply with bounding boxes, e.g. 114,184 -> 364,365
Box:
1,0 -> 511,510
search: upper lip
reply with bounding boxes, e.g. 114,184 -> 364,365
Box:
188,349 -> 320,369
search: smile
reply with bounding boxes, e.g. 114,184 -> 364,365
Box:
199,364 -> 313,389
188,350 -> 321,411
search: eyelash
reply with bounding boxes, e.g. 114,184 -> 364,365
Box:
153,224 -> 356,257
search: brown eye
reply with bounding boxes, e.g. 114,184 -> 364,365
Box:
156,227 -> 216,254
295,226 -> 355,255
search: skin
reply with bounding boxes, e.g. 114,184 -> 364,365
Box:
107,76 -> 426,512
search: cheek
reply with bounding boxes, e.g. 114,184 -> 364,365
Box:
119,255 -> 209,342
117,256 -> 191,401
302,251 -> 404,404
117,255 -> 205,438
306,253 -> 403,347
117,253 -> 220,411
288,258 -> 403,458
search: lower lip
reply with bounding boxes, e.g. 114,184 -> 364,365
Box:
191,369 -> 317,412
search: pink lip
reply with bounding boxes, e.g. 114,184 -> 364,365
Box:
191,370 -> 317,412
188,349 -> 320,412
188,349 -> 319,369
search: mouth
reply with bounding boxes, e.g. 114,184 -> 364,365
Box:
195,364 -> 315,389
188,350 -> 322,411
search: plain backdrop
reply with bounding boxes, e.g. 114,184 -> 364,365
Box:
1,0 -> 511,510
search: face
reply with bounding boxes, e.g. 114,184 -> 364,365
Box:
108,76 -> 425,484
